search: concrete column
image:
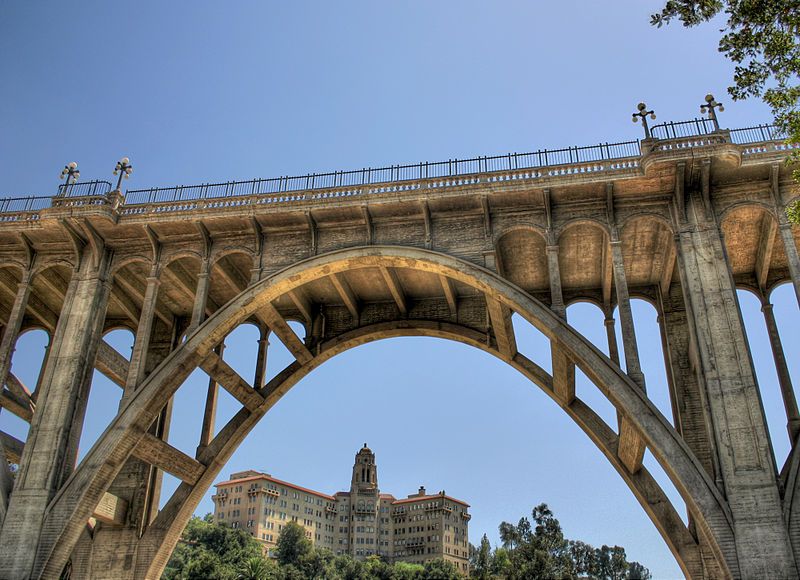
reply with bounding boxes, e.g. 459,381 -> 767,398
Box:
198,342 -> 224,451
188,259 -> 211,335
761,300 -> 800,442
0,267 -> 32,389
0,248 -> 112,579
253,325 -> 269,389
609,240 -> 645,390
676,189 -> 797,578
79,321 -> 177,580
777,222 -> 800,309
545,244 -> 565,319
603,314 -> 620,367
123,268 -> 161,401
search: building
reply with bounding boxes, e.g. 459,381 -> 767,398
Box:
211,445 -> 470,573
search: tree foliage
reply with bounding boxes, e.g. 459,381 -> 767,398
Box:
651,0 -> 800,222
469,503 -> 651,580
164,508 -> 651,580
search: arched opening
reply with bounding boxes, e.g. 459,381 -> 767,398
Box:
39,247 -> 732,580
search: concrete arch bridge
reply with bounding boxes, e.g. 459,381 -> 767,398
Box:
0,122 -> 798,578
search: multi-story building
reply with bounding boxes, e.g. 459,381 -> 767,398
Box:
211,444 -> 470,573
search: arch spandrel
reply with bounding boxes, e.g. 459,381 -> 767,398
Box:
36,246 -> 736,580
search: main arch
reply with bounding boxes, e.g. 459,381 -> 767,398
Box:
27,246 -> 731,579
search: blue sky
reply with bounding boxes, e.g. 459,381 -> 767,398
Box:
1,2 -> 799,578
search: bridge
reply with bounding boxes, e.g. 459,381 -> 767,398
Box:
0,117 -> 798,578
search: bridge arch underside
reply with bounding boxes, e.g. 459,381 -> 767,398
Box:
38,246 -> 735,579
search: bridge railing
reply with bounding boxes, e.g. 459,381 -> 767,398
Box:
0,121 -> 790,216
123,140 -> 641,205
56,180 -> 112,198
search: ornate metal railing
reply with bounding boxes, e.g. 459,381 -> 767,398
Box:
0,121 -> 790,218
651,118 -> 718,139
123,140 -> 642,205
0,196 -> 53,213
56,180 -> 112,198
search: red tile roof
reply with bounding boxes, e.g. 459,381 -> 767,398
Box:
214,473 -> 335,501
392,494 -> 470,508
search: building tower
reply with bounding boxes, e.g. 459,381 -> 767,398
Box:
346,444 -> 382,558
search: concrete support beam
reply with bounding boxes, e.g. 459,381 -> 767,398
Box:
0,271 -> 57,331
0,430 -> 24,464
259,303 -> 313,364
379,266 -> 407,315
108,283 -> 141,326
287,289 -> 313,324
486,297 -> 517,358
551,341 -> 575,405
330,273 -> 359,322
198,343 -> 223,452
131,433 -> 204,486
604,315 -> 621,367
113,274 -> 172,327
545,245 -> 566,318
95,340 -> 130,390
762,301 -> 800,442
439,275 -> 458,317
92,492 -> 129,526
123,272 -> 161,402
1,376 -> 34,422
755,215 -> 777,291
188,259 -> 211,336
0,267 -> 32,391
199,349 -> 264,413
253,325 -> 269,390
770,164 -> 800,308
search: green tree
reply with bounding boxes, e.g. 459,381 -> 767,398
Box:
651,0 -> 800,223
274,521 -> 312,568
471,534 -> 492,579
420,558 -> 462,579
498,521 -> 520,551
490,547 -> 511,577
163,514 -> 264,580
236,556 -> 278,580
627,561 -> 653,580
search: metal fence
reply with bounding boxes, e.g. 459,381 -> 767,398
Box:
0,196 -> 53,213
123,140 -> 641,205
730,124 -> 785,144
0,121 -> 790,210
56,180 -> 112,198
651,118 -> 718,139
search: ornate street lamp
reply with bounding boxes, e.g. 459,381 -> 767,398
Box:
700,93 -> 724,131
113,157 -> 133,191
632,103 -> 657,139
59,162 -> 80,196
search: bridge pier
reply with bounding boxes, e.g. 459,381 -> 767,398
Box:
0,248 -> 112,579
674,174 -> 797,578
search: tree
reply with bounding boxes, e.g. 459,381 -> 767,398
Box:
471,534 -> 493,579
163,514 -> 264,580
274,521 -> 312,568
651,0 -> 800,223
627,561 -> 653,580
420,558 -> 462,579
236,557 -> 279,580
498,521 -> 520,551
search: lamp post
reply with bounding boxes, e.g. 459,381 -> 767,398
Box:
59,162 -> 80,195
700,93 -> 724,131
632,103 -> 657,139
113,157 -> 133,191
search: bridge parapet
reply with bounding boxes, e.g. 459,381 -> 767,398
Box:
0,121 -> 791,225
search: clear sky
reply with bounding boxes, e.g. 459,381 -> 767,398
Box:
1,2 -> 799,578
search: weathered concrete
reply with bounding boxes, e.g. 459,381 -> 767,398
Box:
0,126 -> 797,579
